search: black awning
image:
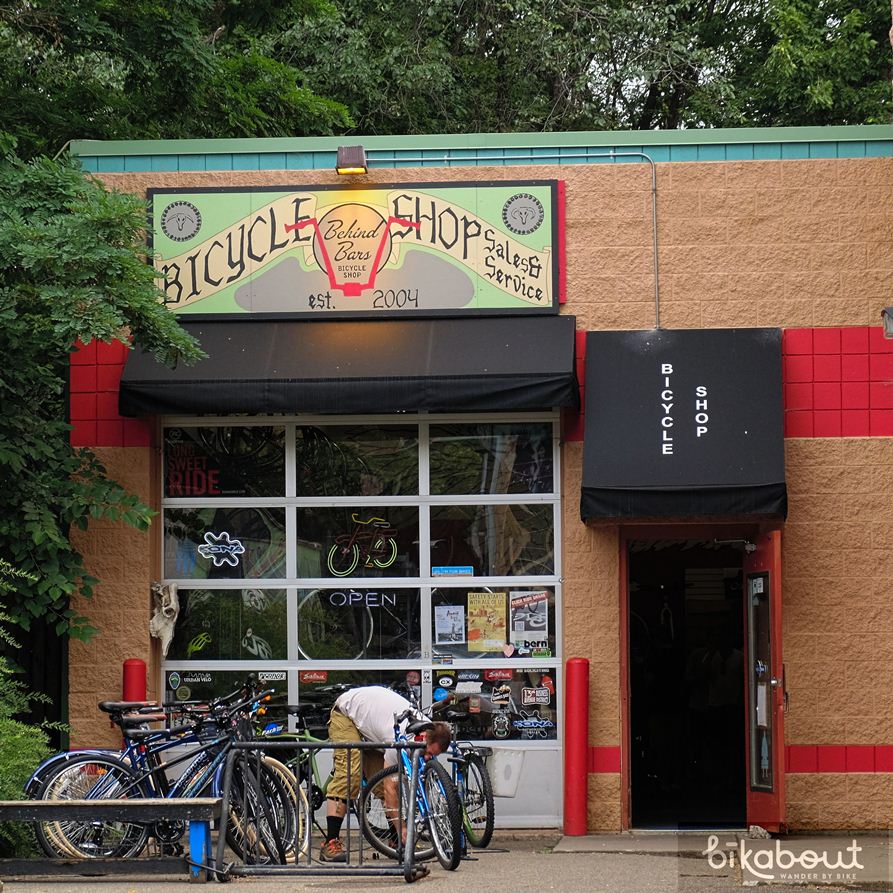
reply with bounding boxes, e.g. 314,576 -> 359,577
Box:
581,328 -> 786,521
119,315 -> 579,416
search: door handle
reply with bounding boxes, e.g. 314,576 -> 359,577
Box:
769,677 -> 780,687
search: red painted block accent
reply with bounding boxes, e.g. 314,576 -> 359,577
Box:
70,339 -> 98,365
97,340 -> 128,364
874,746 -> 893,772
870,354 -> 893,381
845,746 -> 875,773
69,420 -> 97,447
588,746 -> 621,774
870,410 -> 893,436
562,409 -> 585,443
123,419 -> 151,447
813,382 -> 841,410
842,354 -> 869,382
784,411 -> 814,438
842,410 -> 870,437
813,411 -> 841,437
784,383 -> 813,411
96,420 -> 124,447
870,381 -> 893,409
842,327 -> 870,354
69,364 -> 97,393
97,364 -> 124,392
817,746 -> 847,773
813,327 -> 841,354
69,393 -> 97,421
783,328 -> 813,355
787,746 -> 818,773
869,326 -> 892,353
96,392 -> 122,419
842,382 -> 869,409
784,355 -> 813,383
813,354 -> 841,382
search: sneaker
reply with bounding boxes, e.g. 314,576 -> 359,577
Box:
319,838 -> 347,863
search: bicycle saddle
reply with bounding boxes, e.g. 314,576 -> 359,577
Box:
443,709 -> 469,721
120,713 -> 166,728
98,700 -> 158,714
123,727 -> 166,741
405,719 -> 434,735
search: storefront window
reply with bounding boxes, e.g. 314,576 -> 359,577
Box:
431,668 -> 558,741
296,506 -> 419,578
296,426 -> 418,496
168,589 -> 287,661
432,587 -> 555,659
429,504 -> 554,576
164,507 -> 287,579
296,588 -> 421,660
164,426 -> 284,497
430,423 -> 553,495
161,416 -> 561,745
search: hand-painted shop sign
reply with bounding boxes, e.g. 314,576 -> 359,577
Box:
149,182 -> 561,318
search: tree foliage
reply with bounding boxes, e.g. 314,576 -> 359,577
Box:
0,152 -> 203,638
281,0 -> 892,133
0,0 -> 352,159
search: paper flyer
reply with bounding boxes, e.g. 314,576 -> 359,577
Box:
466,591 -> 507,652
509,590 -> 550,652
434,604 -> 466,644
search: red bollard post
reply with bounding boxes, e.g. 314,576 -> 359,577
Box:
122,658 -> 147,702
564,656 -> 590,836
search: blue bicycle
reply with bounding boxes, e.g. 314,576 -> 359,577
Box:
359,710 -> 462,871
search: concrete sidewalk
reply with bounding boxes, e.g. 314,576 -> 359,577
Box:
1,831 -> 890,892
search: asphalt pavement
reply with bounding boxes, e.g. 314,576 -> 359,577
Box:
2,831 -> 891,893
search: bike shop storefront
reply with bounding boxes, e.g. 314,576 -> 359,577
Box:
580,328 -> 789,831
119,313 -> 578,826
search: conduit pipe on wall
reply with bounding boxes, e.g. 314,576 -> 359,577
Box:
367,150 -> 662,329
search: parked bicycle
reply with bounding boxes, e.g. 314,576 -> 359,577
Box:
326,513 -> 398,576
359,708 -> 463,870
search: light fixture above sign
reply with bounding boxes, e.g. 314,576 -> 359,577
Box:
335,145 -> 368,175
881,308 -> 893,339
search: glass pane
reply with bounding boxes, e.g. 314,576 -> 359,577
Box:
432,587 -> 555,659
296,507 -> 419,578
163,426 -> 284,497
430,423 -> 553,495
164,507 -> 286,579
430,504 -> 553,576
297,588 -> 421,660
297,669 -> 422,715
296,426 -> 418,496
748,573 -> 773,791
431,667 -> 558,741
163,669 -> 288,707
167,589 -> 287,661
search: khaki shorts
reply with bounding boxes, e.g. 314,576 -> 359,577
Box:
326,707 -> 385,801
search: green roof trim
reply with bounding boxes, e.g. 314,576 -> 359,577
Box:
71,125 -> 893,158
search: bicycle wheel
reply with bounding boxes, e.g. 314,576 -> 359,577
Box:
35,754 -> 149,859
225,757 -> 298,864
359,765 -> 435,862
371,537 -> 398,570
423,759 -> 462,871
460,752 -> 494,848
263,756 -> 311,859
327,543 -> 360,576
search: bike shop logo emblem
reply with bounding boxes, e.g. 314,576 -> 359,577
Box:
161,200 -> 202,242
258,671 -> 286,682
521,687 -> 551,706
512,710 -> 554,737
168,672 -> 181,690
492,711 -> 511,738
502,193 -> 544,235
299,671 -> 328,684
197,531 -> 244,567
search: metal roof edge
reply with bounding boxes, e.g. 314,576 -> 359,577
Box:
70,125 -> 893,158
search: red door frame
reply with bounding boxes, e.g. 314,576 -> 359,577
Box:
618,522 -> 768,830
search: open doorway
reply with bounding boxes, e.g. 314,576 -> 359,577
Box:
628,539 -> 746,828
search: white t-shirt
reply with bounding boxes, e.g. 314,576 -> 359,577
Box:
335,687 -> 421,767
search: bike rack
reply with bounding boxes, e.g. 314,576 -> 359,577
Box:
211,739 -> 429,883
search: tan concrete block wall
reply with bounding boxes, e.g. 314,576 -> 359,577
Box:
69,446 -> 158,747
787,774 -> 893,830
